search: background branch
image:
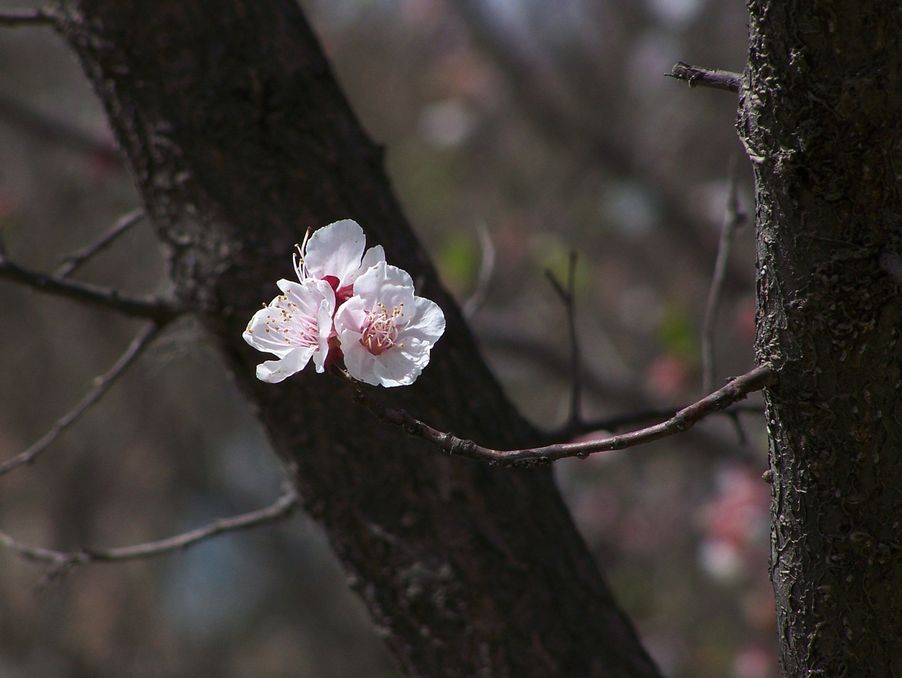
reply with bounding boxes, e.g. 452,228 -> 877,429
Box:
0,8 -> 54,27
0,91 -> 120,163
668,62 -> 742,93
702,157 -> 746,392
0,255 -> 180,321
55,208 -> 145,278
0,486 -> 299,580
0,323 -> 163,476
462,221 -> 495,318
545,251 -> 582,427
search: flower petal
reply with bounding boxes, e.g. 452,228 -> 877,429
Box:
353,262 -> 415,303
340,329 -> 382,386
371,348 -> 420,387
256,347 -> 316,383
403,296 -> 446,344
344,245 -> 385,287
303,219 -> 367,286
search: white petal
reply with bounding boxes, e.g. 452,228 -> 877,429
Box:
243,307 -> 296,357
403,296 -> 446,344
304,219 -> 366,285
333,296 -> 368,335
353,262 -> 415,303
340,330 -> 382,386
344,245 -> 386,287
312,297 -> 336,373
256,348 -> 316,383
372,348 -> 420,387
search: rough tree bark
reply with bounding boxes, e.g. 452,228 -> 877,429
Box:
739,1 -> 902,675
54,1 -> 659,676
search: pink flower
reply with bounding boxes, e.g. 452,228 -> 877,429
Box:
334,262 -> 445,387
242,279 -> 335,383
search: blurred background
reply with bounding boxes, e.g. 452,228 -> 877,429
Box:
0,0 -> 773,676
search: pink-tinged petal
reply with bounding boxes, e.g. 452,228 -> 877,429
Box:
312,297 -> 336,373
333,296 -> 369,335
256,347 -> 316,383
353,262 -> 415,303
404,296 -> 446,343
340,329 -> 382,386
243,306 -> 296,357
303,219 -> 366,286
372,348 -> 420,387
344,244 -> 386,287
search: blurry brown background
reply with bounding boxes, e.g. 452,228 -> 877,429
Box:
0,1 -> 773,676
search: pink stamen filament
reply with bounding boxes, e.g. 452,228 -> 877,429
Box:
361,303 -> 403,355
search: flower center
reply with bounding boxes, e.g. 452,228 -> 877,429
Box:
361,303 -> 403,355
265,296 -> 319,348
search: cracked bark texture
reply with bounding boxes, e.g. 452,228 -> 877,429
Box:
53,1 -> 659,676
738,1 -> 902,675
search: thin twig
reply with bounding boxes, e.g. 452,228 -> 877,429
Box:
557,402 -> 765,439
55,208 -> 145,278
462,222 -> 496,318
702,157 -> 746,393
667,62 -> 742,93
0,8 -> 54,27
0,323 -> 163,477
0,255 -> 180,321
545,251 -> 581,427
358,365 -> 774,467
0,486 -> 299,581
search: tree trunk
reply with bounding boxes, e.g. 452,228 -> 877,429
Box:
55,1 -> 659,675
739,1 -> 902,675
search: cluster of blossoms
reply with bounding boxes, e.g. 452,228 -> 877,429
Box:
243,220 -> 445,387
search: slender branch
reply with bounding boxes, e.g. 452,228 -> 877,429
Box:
0,486 -> 299,579
545,251 -> 581,427
0,255 -> 181,321
0,91 -> 119,163
559,402 -> 765,439
360,365 -> 774,467
462,221 -> 495,318
667,62 -> 742,93
0,8 -> 54,27
701,157 -> 746,393
0,323 -> 163,476
55,208 -> 145,278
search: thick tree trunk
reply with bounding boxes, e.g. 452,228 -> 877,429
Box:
739,1 -> 902,675
55,1 -> 659,675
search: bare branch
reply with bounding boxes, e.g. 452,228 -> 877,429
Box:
668,62 -> 742,93
55,208 -> 145,278
561,402 -> 765,439
462,222 -> 495,318
357,365 -> 774,467
0,91 -> 120,163
545,251 -> 582,427
702,157 -> 746,392
0,8 -> 54,27
0,323 -> 162,476
0,486 -> 299,580
0,255 -> 181,321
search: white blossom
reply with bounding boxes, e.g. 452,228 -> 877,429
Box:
294,219 -> 384,302
243,278 -> 335,383
334,262 -> 445,387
